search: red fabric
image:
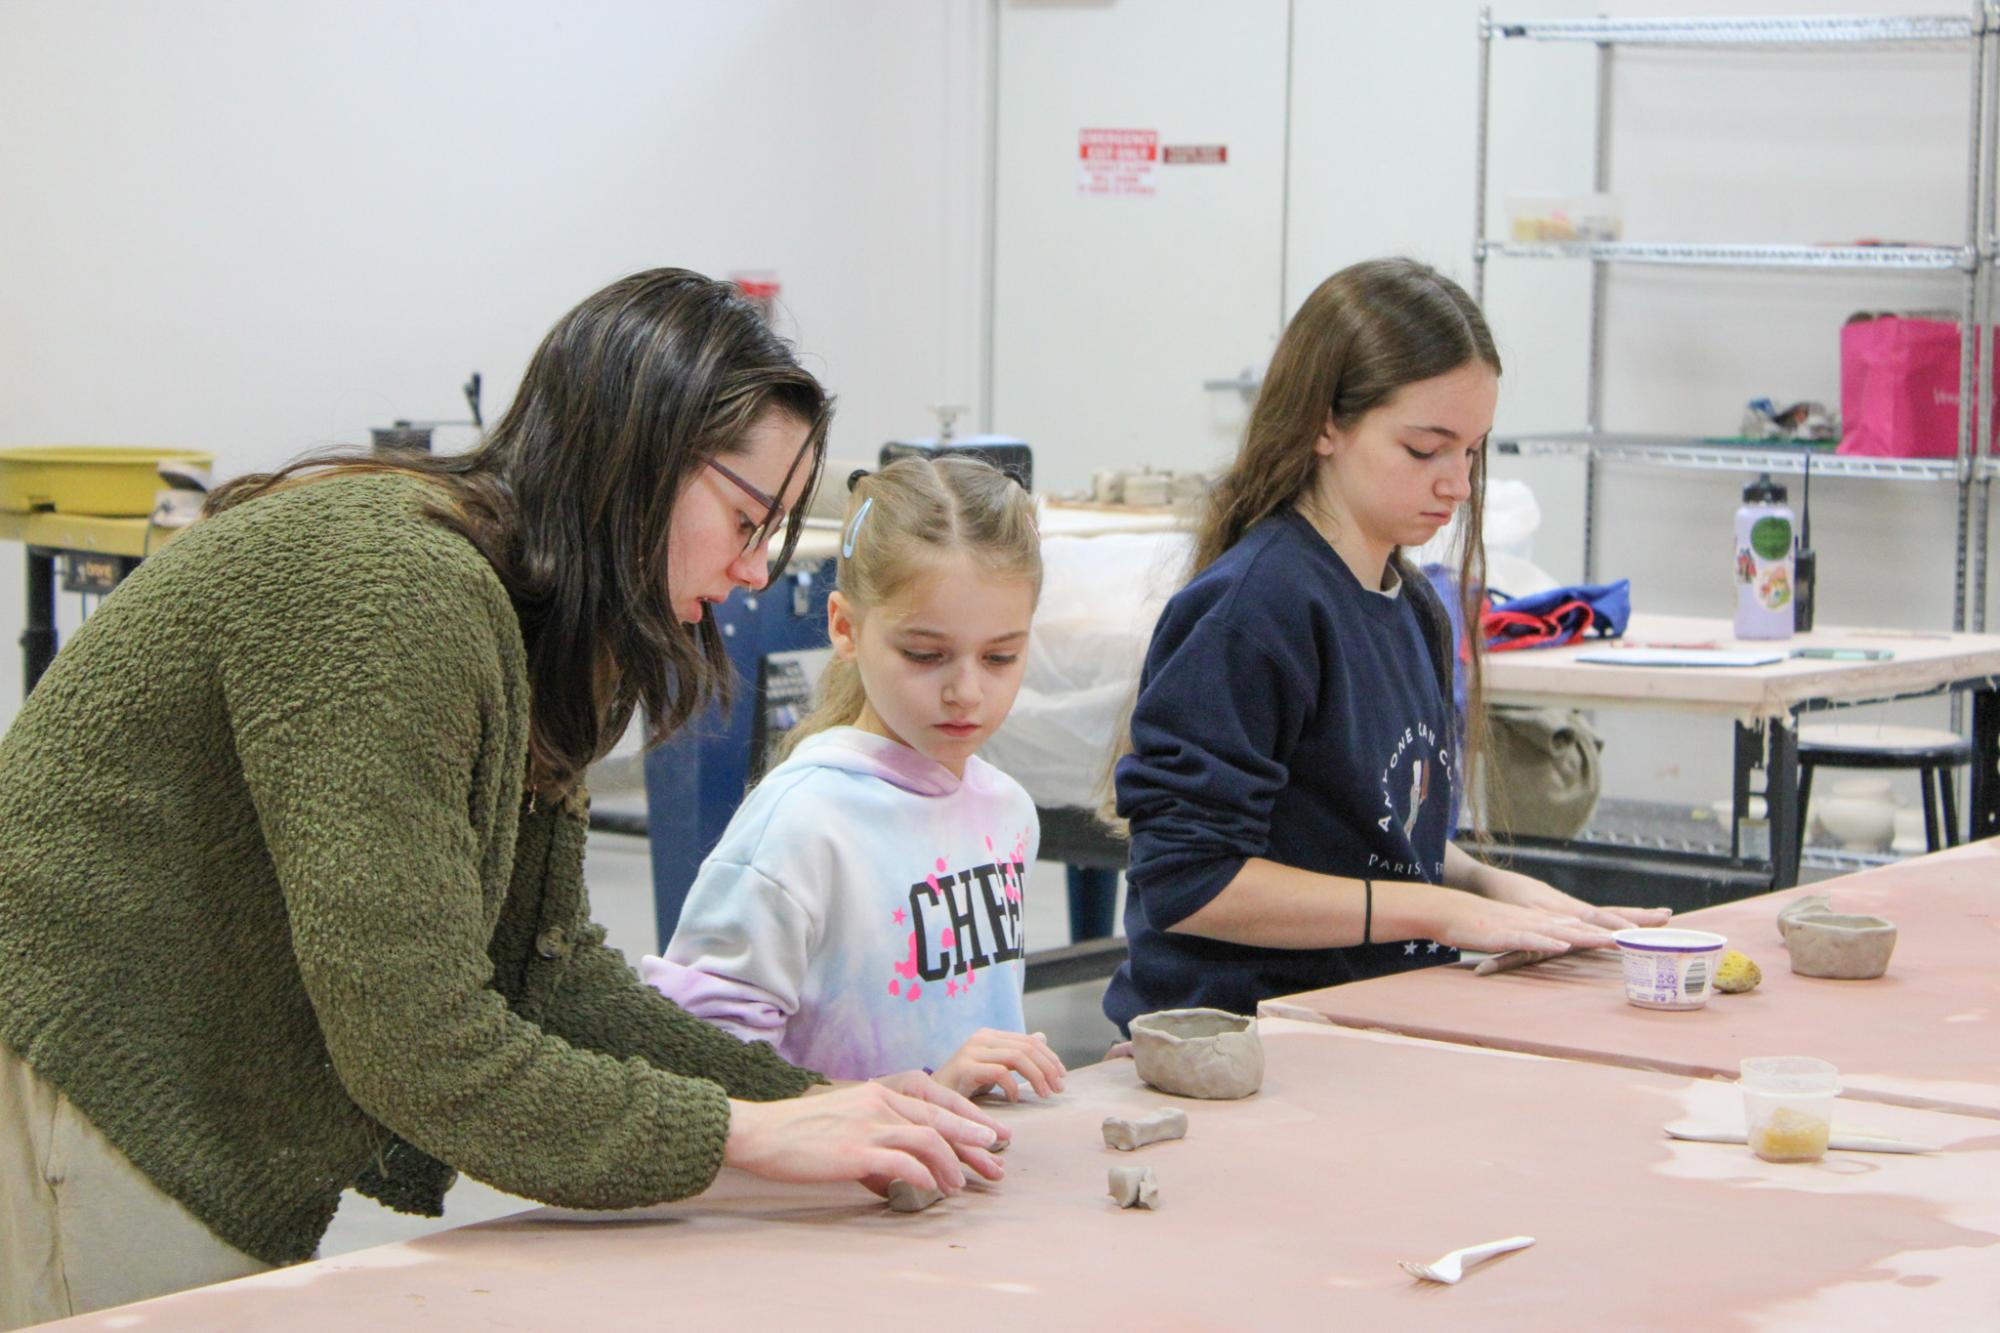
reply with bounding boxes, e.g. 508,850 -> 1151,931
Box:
1480,598 -> 1595,652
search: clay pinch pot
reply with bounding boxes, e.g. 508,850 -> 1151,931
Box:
1129,1008 -> 1264,1100
1775,893 -> 1834,942
1781,910 -> 1898,981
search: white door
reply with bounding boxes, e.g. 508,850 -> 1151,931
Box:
992,0 -> 1291,495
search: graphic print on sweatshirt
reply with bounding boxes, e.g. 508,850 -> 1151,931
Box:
648,728 -> 1040,1079
1368,719 -> 1449,883
888,829 -> 1030,1003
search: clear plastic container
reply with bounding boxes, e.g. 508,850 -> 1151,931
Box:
1740,1056 -> 1840,1162
1505,192 -> 1622,243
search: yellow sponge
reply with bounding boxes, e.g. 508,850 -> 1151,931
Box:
1714,950 -> 1762,994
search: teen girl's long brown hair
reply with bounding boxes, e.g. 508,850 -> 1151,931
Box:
206,268 -> 830,797
1185,257 -> 1501,816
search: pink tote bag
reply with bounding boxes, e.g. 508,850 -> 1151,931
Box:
1837,315 -> 1993,459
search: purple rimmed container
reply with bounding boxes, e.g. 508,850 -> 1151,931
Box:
1612,927 -> 1728,1010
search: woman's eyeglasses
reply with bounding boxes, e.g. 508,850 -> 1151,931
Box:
706,457 -> 784,554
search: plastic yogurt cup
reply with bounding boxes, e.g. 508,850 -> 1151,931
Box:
1612,928 -> 1728,1010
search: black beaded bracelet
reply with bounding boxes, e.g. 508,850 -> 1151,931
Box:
1363,878 -> 1373,947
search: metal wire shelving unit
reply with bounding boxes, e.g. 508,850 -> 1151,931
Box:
1492,431 -> 1969,482
1474,5 -> 2000,631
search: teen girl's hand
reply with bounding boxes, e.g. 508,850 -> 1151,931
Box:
1414,883 -> 1621,956
723,1080 -> 1003,1197
933,1029 -> 1067,1101
1473,865 -> 1672,933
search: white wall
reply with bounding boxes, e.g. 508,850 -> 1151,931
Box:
990,0 -> 1292,495
0,0 -> 991,729
4,0 -> 1987,817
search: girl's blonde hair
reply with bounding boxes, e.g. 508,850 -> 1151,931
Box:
781,455 -> 1042,757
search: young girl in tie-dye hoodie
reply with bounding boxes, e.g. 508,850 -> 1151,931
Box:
644,457 -> 1066,1101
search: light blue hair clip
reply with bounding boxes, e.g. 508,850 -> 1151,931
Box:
842,497 -> 874,559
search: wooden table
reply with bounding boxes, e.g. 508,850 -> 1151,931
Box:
1265,840 -> 2000,1120
1483,613 -> 2000,890
45,1020 -> 2000,1330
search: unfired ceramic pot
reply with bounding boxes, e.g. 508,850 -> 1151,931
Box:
1129,1008 -> 1264,1099
1816,797 -> 1896,852
1781,911 -> 1898,980
1775,893 -> 1834,941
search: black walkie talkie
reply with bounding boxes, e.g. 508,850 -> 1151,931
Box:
1794,450 -> 1817,632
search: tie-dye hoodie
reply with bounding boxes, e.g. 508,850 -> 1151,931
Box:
643,727 -> 1038,1080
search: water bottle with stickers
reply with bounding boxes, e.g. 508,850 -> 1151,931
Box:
1734,473 -> 1795,640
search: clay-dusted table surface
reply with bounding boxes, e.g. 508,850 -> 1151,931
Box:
1264,840 -> 2000,1118
44,1021 -> 2000,1331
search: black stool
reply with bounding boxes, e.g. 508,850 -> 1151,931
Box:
1796,723 -> 1970,859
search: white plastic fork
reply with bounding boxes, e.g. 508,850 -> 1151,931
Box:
1399,1235 -> 1536,1284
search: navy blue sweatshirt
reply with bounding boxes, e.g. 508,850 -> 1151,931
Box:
1104,509 -> 1459,1030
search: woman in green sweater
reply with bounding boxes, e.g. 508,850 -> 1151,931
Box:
0,269 -> 1006,1327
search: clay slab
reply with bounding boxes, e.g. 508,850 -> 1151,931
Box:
1263,841 -> 2000,1119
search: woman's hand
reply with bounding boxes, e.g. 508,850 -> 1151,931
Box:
1474,865 -> 1671,933
869,1070 -> 1013,1162
723,1080 -> 1003,1197
933,1029 -> 1067,1102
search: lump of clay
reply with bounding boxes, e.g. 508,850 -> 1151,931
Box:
885,1180 -> 945,1213
1713,950 -> 1762,994
1102,1108 -> 1189,1152
1129,1008 -> 1264,1100
1782,912 -> 1897,980
1107,1165 -> 1159,1209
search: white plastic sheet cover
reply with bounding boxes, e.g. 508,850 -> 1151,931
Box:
1410,477 -> 1556,597
984,531 -> 1193,809
985,481 -> 1552,809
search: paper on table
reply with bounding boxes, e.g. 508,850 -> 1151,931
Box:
1575,648 -> 1786,668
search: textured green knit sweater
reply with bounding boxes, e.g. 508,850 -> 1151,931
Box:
0,473 -> 822,1266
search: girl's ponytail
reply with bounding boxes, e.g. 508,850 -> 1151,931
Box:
779,655 -> 868,761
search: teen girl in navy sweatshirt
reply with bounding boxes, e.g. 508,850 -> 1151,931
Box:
1106,259 -> 1669,1030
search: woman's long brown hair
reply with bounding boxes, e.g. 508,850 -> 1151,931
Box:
206,268 -> 830,797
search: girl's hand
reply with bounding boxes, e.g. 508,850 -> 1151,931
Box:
933,1029 -> 1067,1101
723,1081 -> 1002,1197
1476,866 -> 1672,933
1418,884 -> 1621,956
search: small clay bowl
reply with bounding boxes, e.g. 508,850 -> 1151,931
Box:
1775,893 -> 1834,942
1782,912 -> 1897,980
1129,1008 -> 1264,1100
